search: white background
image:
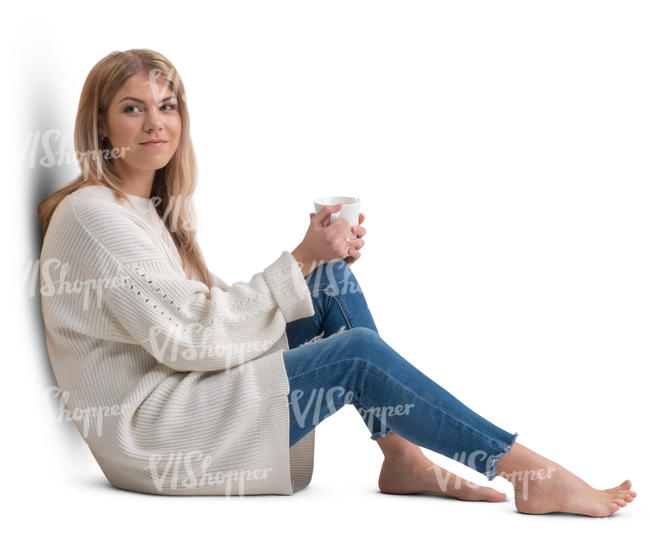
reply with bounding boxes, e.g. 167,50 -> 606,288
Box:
2,0 -> 648,531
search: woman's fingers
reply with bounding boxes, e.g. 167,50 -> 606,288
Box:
352,213 -> 366,237
345,247 -> 361,263
346,213 -> 365,263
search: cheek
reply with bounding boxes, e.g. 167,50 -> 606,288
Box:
112,121 -> 140,146
166,119 -> 182,148
167,115 -> 182,137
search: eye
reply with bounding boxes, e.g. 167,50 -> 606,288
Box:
124,103 -> 176,113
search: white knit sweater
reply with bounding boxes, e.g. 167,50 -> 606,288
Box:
40,185 -> 317,495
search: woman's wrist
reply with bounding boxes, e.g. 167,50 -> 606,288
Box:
291,245 -> 314,277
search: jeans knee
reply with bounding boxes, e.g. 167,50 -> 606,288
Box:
344,327 -> 383,356
347,326 -> 378,340
308,259 -> 359,296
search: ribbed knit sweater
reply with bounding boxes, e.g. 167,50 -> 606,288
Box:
39,185 -> 317,495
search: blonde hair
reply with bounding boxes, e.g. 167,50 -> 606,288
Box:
37,48 -> 211,285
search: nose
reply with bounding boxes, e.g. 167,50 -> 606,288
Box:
144,108 -> 164,132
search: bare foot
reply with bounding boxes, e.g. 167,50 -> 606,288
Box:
496,444 -> 637,517
378,453 -> 507,502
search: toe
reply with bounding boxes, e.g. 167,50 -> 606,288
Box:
488,490 -> 507,502
462,486 -> 507,502
618,489 -> 636,499
613,498 -> 627,507
607,480 -> 632,493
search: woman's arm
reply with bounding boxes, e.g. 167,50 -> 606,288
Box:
69,197 -> 314,372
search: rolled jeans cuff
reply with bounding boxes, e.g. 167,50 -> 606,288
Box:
484,432 -> 519,481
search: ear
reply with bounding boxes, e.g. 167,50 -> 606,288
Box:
97,114 -> 107,138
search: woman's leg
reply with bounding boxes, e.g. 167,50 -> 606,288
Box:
284,326 -> 518,474
285,259 -> 508,501
285,259 -> 390,439
285,260 -> 637,516
491,442 -> 636,516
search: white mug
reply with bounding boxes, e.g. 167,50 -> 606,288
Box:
313,196 -> 360,233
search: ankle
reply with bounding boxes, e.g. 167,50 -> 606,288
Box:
495,442 -> 533,473
495,443 -> 558,484
377,434 -> 422,465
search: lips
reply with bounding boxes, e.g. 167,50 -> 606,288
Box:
139,140 -> 168,146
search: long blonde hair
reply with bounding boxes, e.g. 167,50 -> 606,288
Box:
37,48 -> 211,285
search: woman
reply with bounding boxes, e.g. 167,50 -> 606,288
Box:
38,49 -> 635,515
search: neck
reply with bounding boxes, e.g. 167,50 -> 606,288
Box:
113,159 -> 155,198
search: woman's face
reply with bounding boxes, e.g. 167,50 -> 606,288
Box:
100,70 -> 182,179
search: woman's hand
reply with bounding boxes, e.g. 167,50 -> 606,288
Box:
292,204 -> 367,274
344,212 -> 366,264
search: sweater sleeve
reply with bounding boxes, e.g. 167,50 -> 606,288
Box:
69,197 -> 315,372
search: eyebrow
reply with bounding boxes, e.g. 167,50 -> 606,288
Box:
118,95 -> 177,104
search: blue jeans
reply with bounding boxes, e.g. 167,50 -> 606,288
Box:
283,259 -> 519,481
